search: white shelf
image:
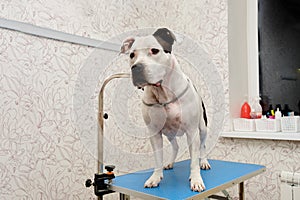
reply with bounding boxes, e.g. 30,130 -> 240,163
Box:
221,131 -> 300,141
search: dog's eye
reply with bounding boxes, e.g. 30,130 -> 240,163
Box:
151,48 -> 160,55
130,52 -> 135,59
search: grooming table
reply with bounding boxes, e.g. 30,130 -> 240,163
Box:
110,159 -> 266,200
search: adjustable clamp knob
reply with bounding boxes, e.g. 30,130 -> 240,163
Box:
103,113 -> 108,119
105,165 -> 115,173
85,179 -> 93,188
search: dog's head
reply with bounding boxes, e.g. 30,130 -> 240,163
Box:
120,28 -> 176,88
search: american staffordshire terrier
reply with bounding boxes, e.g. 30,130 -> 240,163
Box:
120,28 -> 210,192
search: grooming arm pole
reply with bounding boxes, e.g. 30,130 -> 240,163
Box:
97,73 -> 130,173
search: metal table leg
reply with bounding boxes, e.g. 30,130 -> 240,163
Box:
207,190 -> 232,200
120,193 -> 130,200
239,182 -> 244,200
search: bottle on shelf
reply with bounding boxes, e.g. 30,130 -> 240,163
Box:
282,104 -> 291,116
266,104 -> 275,119
241,101 -> 251,119
250,97 -> 262,119
275,108 -> 282,119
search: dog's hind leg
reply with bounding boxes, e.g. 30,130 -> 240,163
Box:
187,128 -> 205,191
199,103 -> 211,170
199,125 -> 211,170
164,136 -> 179,170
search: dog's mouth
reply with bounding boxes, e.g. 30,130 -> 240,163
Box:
134,80 -> 163,89
150,80 -> 163,87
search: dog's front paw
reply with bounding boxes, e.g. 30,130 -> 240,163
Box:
190,176 -> 205,192
200,158 -> 211,170
144,174 -> 163,188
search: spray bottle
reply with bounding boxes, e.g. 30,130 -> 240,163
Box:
250,97 -> 262,119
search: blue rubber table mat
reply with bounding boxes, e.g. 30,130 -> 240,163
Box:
111,159 -> 265,200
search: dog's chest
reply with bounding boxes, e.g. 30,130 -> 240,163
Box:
161,103 -> 185,135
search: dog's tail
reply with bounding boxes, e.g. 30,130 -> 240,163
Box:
193,83 -> 207,127
202,101 -> 207,127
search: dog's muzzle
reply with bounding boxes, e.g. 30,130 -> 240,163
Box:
131,63 -> 148,87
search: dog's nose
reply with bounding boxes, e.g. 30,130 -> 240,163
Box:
131,63 -> 145,77
131,63 -> 147,87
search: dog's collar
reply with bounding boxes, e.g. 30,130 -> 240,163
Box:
142,81 -> 190,107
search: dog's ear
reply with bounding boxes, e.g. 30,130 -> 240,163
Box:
120,37 -> 135,54
153,28 -> 176,53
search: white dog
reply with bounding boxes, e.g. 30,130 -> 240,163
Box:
120,28 -> 210,192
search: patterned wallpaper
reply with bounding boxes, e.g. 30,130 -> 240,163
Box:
0,0 -> 298,200
0,30 -> 96,199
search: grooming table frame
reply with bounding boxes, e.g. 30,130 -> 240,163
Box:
96,73 -> 266,200
110,159 -> 265,200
